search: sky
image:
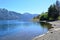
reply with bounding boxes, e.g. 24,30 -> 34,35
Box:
0,0 -> 57,14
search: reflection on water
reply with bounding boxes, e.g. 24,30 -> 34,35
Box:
0,24 -> 20,36
0,21 -> 52,40
40,22 -> 53,30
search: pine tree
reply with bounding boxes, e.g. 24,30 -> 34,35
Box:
56,0 -> 60,16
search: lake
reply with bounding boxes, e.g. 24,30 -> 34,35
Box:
0,20 -> 52,40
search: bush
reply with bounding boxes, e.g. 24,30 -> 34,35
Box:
40,12 -> 48,20
58,16 -> 60,20
49,17 -> 54,20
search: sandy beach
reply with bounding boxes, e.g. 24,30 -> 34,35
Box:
32,20 -> 60,40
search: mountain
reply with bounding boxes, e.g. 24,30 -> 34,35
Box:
0,8 -> 21,20
21,13 -> 38,21
0,8 -> 38,21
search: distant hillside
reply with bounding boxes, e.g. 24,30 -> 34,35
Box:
0,8 -> 21,20
21,13 -> 38,21
0,8 -> 38,21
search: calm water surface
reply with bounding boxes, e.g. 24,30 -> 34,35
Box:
0,20 -> 52,40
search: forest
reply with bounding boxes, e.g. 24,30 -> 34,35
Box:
33,0 -> 60,21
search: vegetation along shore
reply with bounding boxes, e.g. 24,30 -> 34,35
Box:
32,0 -> 60,40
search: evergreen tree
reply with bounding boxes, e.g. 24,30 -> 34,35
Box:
56,0 -> 60,16
48,4 -> 59,20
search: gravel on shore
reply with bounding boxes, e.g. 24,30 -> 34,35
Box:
32,20 -> 60,40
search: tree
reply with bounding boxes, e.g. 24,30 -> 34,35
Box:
48,4 -> 59,20
40,12 -> 48,20
56,0 -> 60,16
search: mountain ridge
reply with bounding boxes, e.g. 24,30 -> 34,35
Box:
0,8 -> 38,21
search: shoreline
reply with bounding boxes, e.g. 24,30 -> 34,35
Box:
32,20 -> 60,40
32,31 -> 50,40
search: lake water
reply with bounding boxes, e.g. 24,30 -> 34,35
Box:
0,20 -> 52,40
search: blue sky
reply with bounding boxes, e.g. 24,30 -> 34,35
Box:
0,0 -> 56,14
